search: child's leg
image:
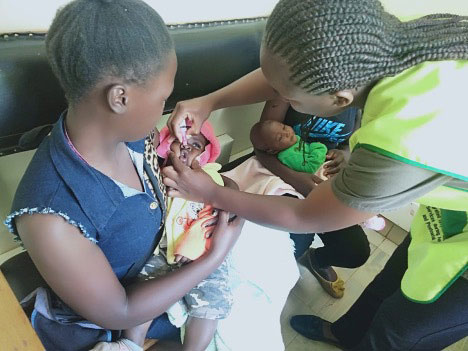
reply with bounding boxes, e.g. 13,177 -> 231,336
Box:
182,258 -> 232,350
182,317 -> 218,351
90,333 -> 147,351
122,320 -> 153,347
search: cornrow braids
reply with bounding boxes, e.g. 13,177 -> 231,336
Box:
264,0 -> 468,94
46,0 -> 173,104
298,116 -> 315,166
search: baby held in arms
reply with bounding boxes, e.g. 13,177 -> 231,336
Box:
251,120 -> 385,231
93,122 -> 237,351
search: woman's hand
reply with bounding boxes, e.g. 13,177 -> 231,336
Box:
162,152 -> 219,203
323,149 -> 346,178
167,96 -> 215,142
294,172 -> 324,197
206,210 -> 244,262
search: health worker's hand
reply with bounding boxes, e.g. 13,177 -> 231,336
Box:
323,149 -> 346,178
162,152 -> 218,203
167,96 -> 214,143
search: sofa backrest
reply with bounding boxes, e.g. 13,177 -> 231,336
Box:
0,18 -> 266,156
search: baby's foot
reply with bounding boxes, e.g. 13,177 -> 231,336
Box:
362,216 -> 386,231
90,338 -> 143,351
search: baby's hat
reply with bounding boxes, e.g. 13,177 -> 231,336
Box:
156,121 -> 221,166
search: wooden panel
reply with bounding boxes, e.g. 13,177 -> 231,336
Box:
143,339 -> 158,350
0,270 -> 44,351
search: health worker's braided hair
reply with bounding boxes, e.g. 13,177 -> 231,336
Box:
264,0 -> 468,94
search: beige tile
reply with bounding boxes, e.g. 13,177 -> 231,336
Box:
280,294 -> 299,346
362,228 -> 385,255
377,217 -> 394,236
386,225 -> 409,245
318,280 -> 367,322
316,247 -> 394,323
459,337 -> 468,350
281,320 -> 299,347
286,330 -> 342,351
367,246 -> 393,272
378,239 -> 398,256
350,247 -> 392,288
460,338 -> 468,350
293,265 -> 333,310
443,336 -> 468,351
333,266 -> 358,283
369,242 -> 378,254
280,290 -> 316,347
363,228 -> 386,248
282,227 -> 468,351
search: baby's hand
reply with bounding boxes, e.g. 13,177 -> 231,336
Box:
324,149 -> 345,177
175,254 -> 192,264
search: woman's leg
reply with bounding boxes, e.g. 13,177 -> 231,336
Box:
353,276 -> 468,351
289,232 -> 315,259
287,196 -> 369,268
295,225 -> 370,298
330,236 -> 410,348
316,225 -> 370,269
183,317 -> 218,351
283,193 -> 316,259
291,236 -> 409,348
122,321 -> 153,348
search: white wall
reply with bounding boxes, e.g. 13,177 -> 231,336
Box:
1,0 -> 468,33
380,0 -> 468,19
0,0 -> 276,33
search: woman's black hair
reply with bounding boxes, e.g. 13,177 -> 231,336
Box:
264,0 -> 468,94
46,0 -> 174,104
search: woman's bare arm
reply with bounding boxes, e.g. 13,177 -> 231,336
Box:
163,155 -> 375,234
168,68 -> 278,141
255,150 -> 323,197
16,211 -> 243,330
259,98 -> 290,123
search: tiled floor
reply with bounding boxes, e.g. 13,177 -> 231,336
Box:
281,222 -> 467,351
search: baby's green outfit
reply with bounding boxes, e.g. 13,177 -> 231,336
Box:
277,135 -> 328,173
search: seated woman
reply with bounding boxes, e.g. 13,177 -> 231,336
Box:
251,99 -> 372,298
251,119 -> 386,232
3,1 -> 243,350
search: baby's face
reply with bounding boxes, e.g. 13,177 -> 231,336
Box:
170,134 -> 208,167
260,121 -> 297,153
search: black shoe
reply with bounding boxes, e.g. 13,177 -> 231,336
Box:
290,315 -> 342,348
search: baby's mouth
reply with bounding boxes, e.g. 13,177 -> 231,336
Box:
179,149 -> 189,166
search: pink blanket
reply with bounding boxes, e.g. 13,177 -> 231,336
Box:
223,156 -> 306,198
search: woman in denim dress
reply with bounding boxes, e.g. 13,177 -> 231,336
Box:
4,1 -> 243,350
